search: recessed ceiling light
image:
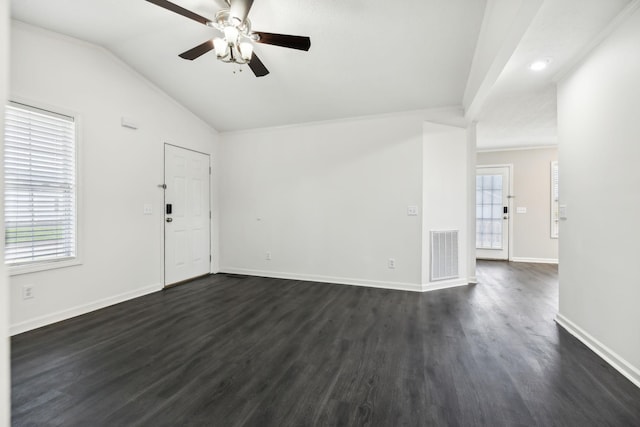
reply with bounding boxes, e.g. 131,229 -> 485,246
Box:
529,58 -> 552,71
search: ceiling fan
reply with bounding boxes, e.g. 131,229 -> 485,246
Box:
146,0 -> 311,77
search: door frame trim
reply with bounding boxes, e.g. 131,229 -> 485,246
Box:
476,164 -> 514,261
162,143 -> 212,288
164,142 -> 210,157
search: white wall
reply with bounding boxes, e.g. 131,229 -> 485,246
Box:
9,22 -> 220,334
422,123 -> 470,289
0,1 -> 10,424
557,7 -> 640,387
219,110 -> 471,291
478,147 -> 558,262
466,124 -> 478,283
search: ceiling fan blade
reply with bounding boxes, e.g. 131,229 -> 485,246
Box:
248,53 -> 269,77
179,40 -> 214,60
229,0 -> 254,24
146,0 -> 211,26
253,32 -> 311,51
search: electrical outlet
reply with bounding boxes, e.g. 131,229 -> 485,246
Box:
266,251 -> 272,261
22,285 -> 34,300
143,203 -> 153,215
388,258 -> 396,269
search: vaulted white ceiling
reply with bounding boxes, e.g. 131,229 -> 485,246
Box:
9,0 -> 636,145
10,0 -> 487,132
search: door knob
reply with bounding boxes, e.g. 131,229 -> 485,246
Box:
166,218 -> 173,223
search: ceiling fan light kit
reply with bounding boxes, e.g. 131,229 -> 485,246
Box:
211,11 -> 253,63
146,0 -> 311,77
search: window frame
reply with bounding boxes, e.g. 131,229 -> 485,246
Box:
4,98 -> 83,276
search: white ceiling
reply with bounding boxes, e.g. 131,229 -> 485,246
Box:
477,0 -> 631,150
9,0 -> 634,144
10,0 -> 487,132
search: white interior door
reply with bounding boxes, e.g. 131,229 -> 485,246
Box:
164,144 -> 210,286
476,166 -> 510,260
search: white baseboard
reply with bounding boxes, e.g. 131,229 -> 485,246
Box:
222,267 -> 471,293
511,257 -> 558,264
10,283 -> 163,336
422,278 -> 470,292
222,267 -> 422,292
555,313 -> 640,389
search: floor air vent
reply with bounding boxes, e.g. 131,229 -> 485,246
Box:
430,230 -> 459,281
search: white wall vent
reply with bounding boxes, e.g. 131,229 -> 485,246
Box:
430,230 -> 459,281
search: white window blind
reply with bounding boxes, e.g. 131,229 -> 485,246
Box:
551,161 -> 559,239
4,102 -> 77,265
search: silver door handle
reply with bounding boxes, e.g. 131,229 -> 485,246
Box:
503,215 -> 508,220
166,218 -> 173,223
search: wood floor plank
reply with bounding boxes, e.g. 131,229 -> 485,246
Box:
11,262 -> 640,426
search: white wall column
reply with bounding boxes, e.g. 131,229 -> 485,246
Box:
466,122 -> 477,283
421,122 -> 470,290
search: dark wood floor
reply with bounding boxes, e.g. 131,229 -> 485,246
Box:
11,261 -> 640,426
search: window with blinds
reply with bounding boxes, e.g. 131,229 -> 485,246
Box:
551,160 -> 559,239
4,102 -> 77,266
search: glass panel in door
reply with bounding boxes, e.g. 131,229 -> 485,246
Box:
476,166 -> 510,260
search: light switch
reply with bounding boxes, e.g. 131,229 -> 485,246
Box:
407,206 -> 419,216
559,204 -> 568,220
143,204 -> 153,215
516,207 -> 527,214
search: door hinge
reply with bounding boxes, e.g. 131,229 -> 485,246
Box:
209,211 -> 211,219
209,166 -> 211,175
210,255 -> 212,262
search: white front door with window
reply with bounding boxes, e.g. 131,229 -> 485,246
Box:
164,144 -> 210,286
476,166 -> 510,260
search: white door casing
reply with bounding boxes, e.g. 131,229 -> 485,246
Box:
476,165 -> 511,260
164,144 -> 210,285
